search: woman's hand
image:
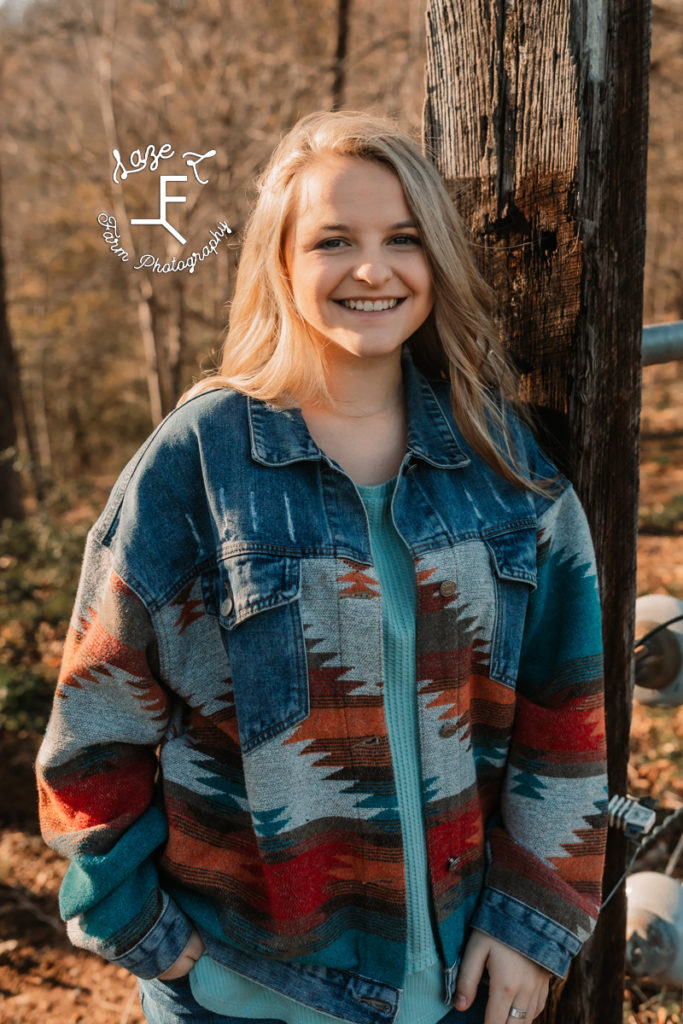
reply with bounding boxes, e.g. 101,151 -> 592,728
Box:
157,930 -> 206,980
454,930 -> 551,1023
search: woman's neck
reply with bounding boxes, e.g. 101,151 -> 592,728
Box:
299,348 -> 408,485
309,346 -> 404,418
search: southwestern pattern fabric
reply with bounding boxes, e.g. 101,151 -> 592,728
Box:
37,357 -> 607,1010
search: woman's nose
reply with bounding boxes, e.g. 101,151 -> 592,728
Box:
352,256 -> 392,286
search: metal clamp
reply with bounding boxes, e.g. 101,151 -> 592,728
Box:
607,794 -> 657,841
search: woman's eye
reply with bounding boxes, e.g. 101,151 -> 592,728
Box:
391,234 -> 422,246
316,238 -> 347,250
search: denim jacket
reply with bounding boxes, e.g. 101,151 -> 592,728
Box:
37,352 -> 607,1024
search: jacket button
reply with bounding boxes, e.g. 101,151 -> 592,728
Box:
439,722 -> 459,738
446,855 -> 462,872
221,585 -> 234,617
440,580 -> 457,597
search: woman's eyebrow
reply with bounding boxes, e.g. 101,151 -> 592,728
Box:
317,219 -> 418,231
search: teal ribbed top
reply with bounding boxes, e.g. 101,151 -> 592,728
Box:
189,479 -> 449,1023
357,479 -> 440,972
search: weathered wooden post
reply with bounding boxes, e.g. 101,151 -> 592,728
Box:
423,2 -> 650,1021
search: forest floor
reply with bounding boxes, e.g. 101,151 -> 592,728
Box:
1,361 -> 682,1024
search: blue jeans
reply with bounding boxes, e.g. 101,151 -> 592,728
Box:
138,975 -> 488,1023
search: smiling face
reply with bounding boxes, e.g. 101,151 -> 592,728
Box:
283,154 -> 435,370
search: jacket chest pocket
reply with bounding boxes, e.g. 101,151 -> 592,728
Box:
484,527 -> 537,687
217,554 -> 309,751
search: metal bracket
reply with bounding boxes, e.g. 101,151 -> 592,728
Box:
608,794 -> 657,841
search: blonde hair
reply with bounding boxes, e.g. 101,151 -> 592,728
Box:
185,109 -> 549,492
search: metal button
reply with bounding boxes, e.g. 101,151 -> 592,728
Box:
440,580 -> 457,598
221,584 -> 234,617
446,855 -> 462,872
439,722 -> 459,738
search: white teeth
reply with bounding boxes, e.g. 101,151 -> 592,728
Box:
340,298 -> 400,311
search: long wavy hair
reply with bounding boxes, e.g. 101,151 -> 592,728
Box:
184,109 -> 548,492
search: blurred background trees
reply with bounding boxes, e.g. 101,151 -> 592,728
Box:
0,0 -> 425,489
1,0 -> 681,498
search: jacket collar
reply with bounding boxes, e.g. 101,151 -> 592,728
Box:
248,347 -> 470,469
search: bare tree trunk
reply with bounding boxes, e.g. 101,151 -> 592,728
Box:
332,0 -> 350,110
424,2 -> 650,1022
32,342 -> 53,482
11,369 -> 44,505
79,0 -> 166,425
0,165 -> 24,521
167,274 -> 186,402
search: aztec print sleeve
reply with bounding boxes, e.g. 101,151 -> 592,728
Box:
470,483 -> 608,977
36,531 -> 194,978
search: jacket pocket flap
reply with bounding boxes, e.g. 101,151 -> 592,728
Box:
219,554 -> 300,628
484,528 -> 537,589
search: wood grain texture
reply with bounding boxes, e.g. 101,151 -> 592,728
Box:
424,2 -> 650,1021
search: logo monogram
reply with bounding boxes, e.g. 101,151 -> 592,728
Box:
99,142 -> 231,273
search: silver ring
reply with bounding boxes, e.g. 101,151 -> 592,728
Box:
509,1009 -> 527,1020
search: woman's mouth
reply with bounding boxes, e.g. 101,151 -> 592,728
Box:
336,297 -> 406,312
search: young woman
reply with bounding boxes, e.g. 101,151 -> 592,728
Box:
37,110 -> 607,1024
